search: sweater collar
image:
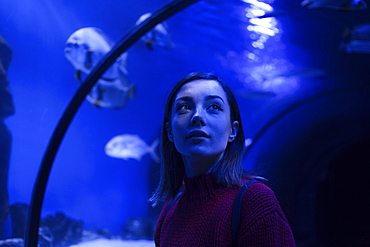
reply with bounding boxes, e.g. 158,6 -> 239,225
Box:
183,172 -> 223,202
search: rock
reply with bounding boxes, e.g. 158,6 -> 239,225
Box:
79,227 -> 112,243
40,212 -> 83,247
9,203 -> 28,239
121,217 -> 154,240
0,238 -> 24,247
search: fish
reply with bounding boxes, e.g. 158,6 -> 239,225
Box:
135,13 -> 173,50
342,40 -> 370,53
260,0 -> 366,19
341,24 -> 370,54
301,0 -> 367,11
104,134 -> 160,162
85,77 -> 136,108
350,23 -> 370,41
64,27 -> 136,109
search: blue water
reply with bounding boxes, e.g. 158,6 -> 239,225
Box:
1,0 -> 369,238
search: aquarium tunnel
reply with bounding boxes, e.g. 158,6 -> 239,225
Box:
0,0 -> 370,246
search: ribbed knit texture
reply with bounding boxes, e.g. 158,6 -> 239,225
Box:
154,172 -> 295,246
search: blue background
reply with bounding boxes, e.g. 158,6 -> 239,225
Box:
1,0 -> 369,242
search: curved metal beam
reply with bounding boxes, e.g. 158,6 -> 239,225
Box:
25,0 -> 200,246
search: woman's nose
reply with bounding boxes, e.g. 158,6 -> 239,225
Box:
191,110 -> 205,126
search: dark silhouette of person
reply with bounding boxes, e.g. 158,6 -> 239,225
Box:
0,35 -> 15,239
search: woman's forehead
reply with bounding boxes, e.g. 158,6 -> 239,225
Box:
175,79 -> 226,100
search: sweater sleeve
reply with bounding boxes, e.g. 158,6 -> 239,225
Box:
237,183 -> 295,246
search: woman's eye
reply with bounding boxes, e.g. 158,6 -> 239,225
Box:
177,104 -> 190,111
208,104 -> 222,111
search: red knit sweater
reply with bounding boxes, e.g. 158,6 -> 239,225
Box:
154,172 -> 295,246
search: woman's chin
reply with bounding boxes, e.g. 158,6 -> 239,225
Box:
183,148 -> 223,162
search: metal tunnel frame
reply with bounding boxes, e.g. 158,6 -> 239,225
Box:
25,0 -> 199,246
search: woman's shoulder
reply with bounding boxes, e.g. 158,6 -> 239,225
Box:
243,180 -> 275,197
237,181 -> 295,245
240,181 -> 287,221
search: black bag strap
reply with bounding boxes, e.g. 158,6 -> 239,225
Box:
232,180 -> 259,246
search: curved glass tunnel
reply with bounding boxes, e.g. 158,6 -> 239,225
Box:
0,0 -> 370,246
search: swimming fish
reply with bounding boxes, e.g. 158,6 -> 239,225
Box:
350,23 -> 370,41
135,13 -> 173,50
64,27 -> 136,109
105,134 -> 160,162
301,0 -> 367,11
341,24 -> 370,54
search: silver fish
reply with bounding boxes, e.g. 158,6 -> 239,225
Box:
301,0 -> 367,11
135,13 -> 173,50
64,27 -> 135,109
105,134 -> 160,162
341,24 -> 370,54
342,40 -> 370,54
350,23 -> 370,40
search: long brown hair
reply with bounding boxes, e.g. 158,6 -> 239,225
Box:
150,72 -> 253,206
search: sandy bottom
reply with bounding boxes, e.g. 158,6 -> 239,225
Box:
69,238 -> 155,247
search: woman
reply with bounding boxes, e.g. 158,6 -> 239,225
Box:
150,72 -> 295,246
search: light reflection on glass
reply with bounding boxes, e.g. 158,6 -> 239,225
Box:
245,4 -> 278,48
240,0 -> 299,95
242,0 -> 273,12
217,0 -> 300,95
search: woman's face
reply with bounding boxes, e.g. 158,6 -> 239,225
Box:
167,79 -> 238,164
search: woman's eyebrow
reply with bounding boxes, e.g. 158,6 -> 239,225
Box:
175,96 -> 192,102
205,95 -> 225,103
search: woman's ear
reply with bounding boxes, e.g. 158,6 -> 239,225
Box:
228,121 -> 239,142
166,122 -> 174,142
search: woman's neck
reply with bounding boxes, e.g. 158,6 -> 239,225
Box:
182,153 -> 223,177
